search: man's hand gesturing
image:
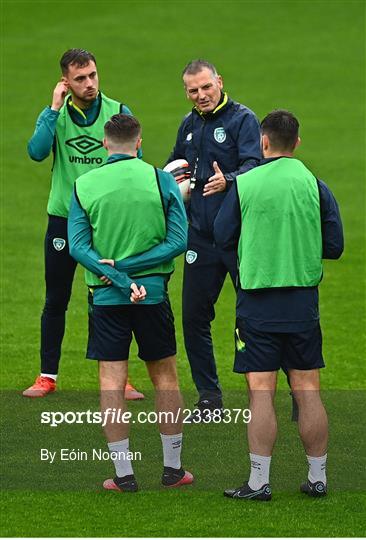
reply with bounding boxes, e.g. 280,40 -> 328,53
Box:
203,161 -> 226,196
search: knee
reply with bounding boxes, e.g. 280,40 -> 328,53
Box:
99,362 -> 128,391
149,358 -> 180,391
246,371 -> 277,392
43,290 -> 71,315
183,310 -> 212,330
289,369 -> 320,392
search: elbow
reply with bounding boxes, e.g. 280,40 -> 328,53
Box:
27,143 -> 47,162
323,243 -> 344,260
68,244 -> 79,262
332,246 -> 344,260
173,237 -> 188,257
181,236 -> 188,253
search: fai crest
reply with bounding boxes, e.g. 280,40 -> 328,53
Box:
53,238 -> 66,251
186,250 -> 197,264
214,127 -> 226,143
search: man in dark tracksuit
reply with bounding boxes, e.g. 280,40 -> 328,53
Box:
167,60 -> 261,416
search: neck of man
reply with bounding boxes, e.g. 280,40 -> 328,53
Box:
263,150 -> 294,159
70,93 -> 98,110
107,146 -> 137,157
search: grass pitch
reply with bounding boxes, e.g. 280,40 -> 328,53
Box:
1,0 -> 365,536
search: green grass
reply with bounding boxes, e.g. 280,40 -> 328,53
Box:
1,0 -> 365,536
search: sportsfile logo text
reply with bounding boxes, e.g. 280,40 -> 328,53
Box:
40,407 -> 252,427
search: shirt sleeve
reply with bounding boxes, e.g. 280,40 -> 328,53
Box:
165,119 -> 187,165
317,179 -> 344,259
214,179 -> 241,250
28,107 -> 59,161
224,112 -> 261,185
68,189 -> 133,292
115,170 -> 188,273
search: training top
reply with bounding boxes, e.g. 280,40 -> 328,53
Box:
28,92 -> 141,217
68,154 -> 187,305
214,156 -> 344,332
167,92 -> 261,237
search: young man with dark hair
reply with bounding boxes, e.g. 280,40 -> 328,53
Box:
68,113 -> 192,492
167,59 -> 261,420
214,109 -> 344,500
24,49 -> 143,400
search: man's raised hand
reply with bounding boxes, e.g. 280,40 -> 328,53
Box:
203,161 -> 226,196
51,79 -> 69,111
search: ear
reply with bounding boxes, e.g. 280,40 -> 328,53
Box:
136,137 -> 142,150
217,75 -> 223,90
261,134 -> 270,151
103,137 -> 108,150
295,136 -> 301,149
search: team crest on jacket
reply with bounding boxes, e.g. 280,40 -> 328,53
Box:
186,250 -> 197,264
53,238 -> 66,251
214,127 -> 226,143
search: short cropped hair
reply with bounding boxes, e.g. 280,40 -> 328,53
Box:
104,114 -> 141,145
182,59 -> 218,78
60,49 -> 96,74
260,110 -> 299,151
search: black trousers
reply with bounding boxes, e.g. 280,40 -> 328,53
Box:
40,215 -> 77,374
182,227 -> 237,402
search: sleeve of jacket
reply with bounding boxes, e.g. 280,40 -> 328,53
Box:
224,110 -> 261,184
115,170 -> 188,273
214,179 -> 241,250
165,116 -> 189,165
28,107 -> 59,161
68,187 -> 133,292
317,179 -> 344,259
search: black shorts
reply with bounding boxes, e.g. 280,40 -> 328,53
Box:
233,319 -> 325,373
87,298 -> 176,361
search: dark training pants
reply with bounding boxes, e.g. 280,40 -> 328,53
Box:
40,215 -> 77,375
182,227 -> 237,402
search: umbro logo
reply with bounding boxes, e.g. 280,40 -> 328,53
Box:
66,135 -> 103,155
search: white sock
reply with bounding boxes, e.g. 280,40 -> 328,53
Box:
108,438 -> 134,478
160,433 -> 183,469
41,373 -> 57,381
248,453 -> 272,490
307,454 -> 327,484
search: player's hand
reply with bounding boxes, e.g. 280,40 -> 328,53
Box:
130,284 -> 147,303
98,259 -> 115,285
203,161 -> 226,196
51,79 -> 69,111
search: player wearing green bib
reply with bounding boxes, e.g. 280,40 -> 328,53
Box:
23,49 -> 143,400
215,110 -> 343,500
68,114 -> 193,492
